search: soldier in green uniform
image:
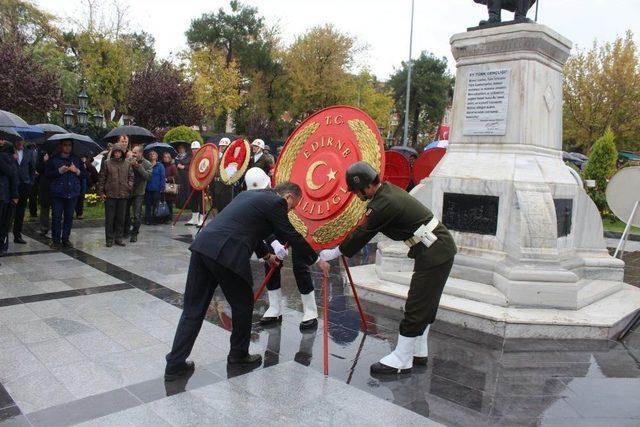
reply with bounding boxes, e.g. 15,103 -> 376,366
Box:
319,161 -> 457,375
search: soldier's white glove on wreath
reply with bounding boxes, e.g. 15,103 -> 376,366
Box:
319,247 -> 342,261
271,240 -> 289,260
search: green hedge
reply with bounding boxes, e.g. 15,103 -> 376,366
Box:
163,125 -> 203,144
584,128 -> 618,217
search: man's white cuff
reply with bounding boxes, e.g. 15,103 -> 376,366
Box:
319,247 -> 342,261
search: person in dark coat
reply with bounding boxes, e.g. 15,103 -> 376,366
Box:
209,138 -> 236,213
36,149 -> 51,236
161,152 -> 178,224
144,150 -> 165,225
0,140 -> 19,256
319,162 -> 457,376
249,139 -> 272,175
164,182 -> 331,381
45,139 -> 86,249
12,140 -> 36,244
174,142 -> 191,210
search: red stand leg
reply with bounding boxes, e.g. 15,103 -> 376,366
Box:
253,262 -> 280,303
322,273 -> 329,376
172,190 -> 194,226
341,256 -> 368,331
253,244 -> 289,302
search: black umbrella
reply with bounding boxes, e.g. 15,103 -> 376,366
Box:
169,140 -> 190,150
103,125 -> 155,145
35,123 -> 67,135
47,133 -> 103,158
389,145 -> 419,158
143,142 -> 177,158
0,127 -> 23,143
0,110 -> 29,128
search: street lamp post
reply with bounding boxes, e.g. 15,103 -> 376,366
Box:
63,108 -> 74,128
402,0 -> 415,147
93,111 -> 104,128
77,108 -> 88,126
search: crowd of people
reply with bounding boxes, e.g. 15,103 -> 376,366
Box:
0,133 -> 277,254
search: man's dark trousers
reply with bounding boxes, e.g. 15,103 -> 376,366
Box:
51,197 -> 76,244
105,198 -> 128,243
39,195 -> 50,235
29,177 -> 38,216
124,195 -> 144,237
0,202 -> 14,253
166,251 -> 254,370
12,183 -> 31,240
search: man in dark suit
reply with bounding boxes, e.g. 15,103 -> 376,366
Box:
164,181 -> 330,381
12,140 -> 35,244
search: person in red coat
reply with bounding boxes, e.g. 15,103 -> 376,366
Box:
162,152 -> 178,224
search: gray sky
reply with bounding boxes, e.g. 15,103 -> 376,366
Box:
36,0 -> 640,79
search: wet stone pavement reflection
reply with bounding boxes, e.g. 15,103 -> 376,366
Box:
0,224 -> 638,426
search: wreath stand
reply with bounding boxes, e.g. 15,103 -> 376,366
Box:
253,253 -> 367,376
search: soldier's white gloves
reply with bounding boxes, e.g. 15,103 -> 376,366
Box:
271,240 -> 288,260
319,247 -> 342,261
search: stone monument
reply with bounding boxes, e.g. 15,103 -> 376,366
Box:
349,23 -> 640,339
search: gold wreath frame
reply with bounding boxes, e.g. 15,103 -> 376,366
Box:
188,144 -> 219,190
275,118 -> 383,244
219,139 -> 250,185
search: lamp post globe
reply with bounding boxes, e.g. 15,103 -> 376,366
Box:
63,108 -> 74,128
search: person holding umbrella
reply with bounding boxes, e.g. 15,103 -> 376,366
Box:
0,140 -> 18,256
45,138 -> 86,249
97,144 -> 134,247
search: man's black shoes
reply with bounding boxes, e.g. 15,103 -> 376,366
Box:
130,235 -> 137,243
300,318 -> 318,331
227,353 -> 262,367
413,356 -> 428,366
13,237 -> 26,244
164,361 -> 195,382
259,315 -> 282,326
50,242 -> 62,250
62,240 -> 73,248
115,240 -> 126,247
106,241 -> 113,247
370,362 -> 412,375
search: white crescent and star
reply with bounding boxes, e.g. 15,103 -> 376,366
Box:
305,160 -> 337,191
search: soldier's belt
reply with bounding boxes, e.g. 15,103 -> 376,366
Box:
404,217 -> 439,248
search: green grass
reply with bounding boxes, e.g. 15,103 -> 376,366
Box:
25,202 -> 105,222
602,218 -> 640,235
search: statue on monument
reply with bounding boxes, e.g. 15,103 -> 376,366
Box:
473,0 -> 537,26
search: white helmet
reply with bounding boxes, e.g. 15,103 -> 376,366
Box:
219,137 -> 231,147
251,139 -> 265,150
191,140 -> 201,149
245,167 -> 271,190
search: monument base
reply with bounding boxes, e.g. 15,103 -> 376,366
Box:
347,263 -> 640,339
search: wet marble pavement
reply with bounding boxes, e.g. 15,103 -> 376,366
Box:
0,222 -> 638,426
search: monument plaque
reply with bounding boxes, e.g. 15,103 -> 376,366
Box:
554,198 -> 573,237
442,193 -> 499,235
463,69 -> 510,136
